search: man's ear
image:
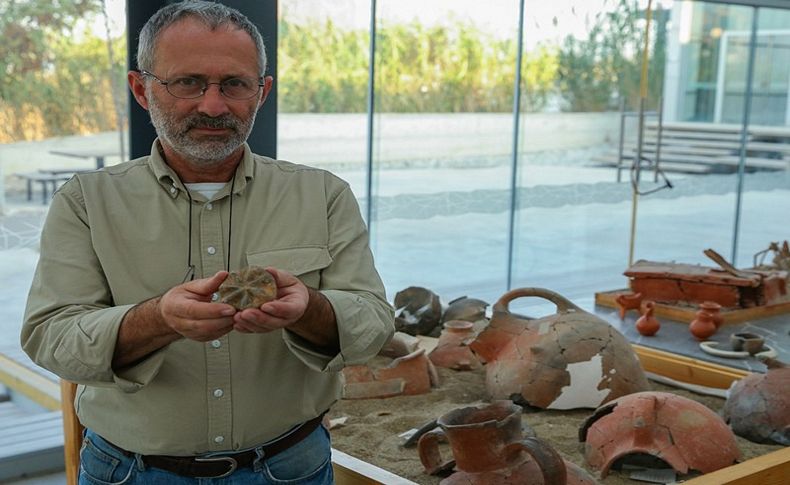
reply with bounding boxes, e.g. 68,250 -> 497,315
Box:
128,71 -> 150,111
257,76 -> 274,109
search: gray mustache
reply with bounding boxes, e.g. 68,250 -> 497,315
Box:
186,115 -> 238,131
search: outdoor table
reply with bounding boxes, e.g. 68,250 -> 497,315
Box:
48,148 -> 120,170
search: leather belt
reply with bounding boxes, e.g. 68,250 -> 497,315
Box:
105,413 -> 325,479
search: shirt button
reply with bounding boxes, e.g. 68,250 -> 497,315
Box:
207,246 -> 216,255
213,389 -> 224,398
214,436 -> 224,444
170,187 -> 176,195
206,203 -> 213,210
211,340 -> 221,348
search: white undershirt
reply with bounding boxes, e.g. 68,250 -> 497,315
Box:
184,182 -> 227,200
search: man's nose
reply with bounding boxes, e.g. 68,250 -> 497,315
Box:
196,84 -> 230,117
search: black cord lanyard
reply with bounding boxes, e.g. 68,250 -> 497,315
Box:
182,175 -> 236,283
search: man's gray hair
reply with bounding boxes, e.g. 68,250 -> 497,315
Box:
136,0 -> 267,76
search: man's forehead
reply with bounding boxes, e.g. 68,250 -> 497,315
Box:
152,17 -> 259,73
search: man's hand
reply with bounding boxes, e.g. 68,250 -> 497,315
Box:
232,267 -> 339,353
113,271 -> 237,369
159,271 -> 237,341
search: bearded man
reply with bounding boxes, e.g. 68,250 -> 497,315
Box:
21,2 -> 394,483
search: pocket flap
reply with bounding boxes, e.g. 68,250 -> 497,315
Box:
246,246 -> 332,276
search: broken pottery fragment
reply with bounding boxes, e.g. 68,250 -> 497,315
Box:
580,391 -> 740,479
470,288 -> 650,410
722,357 -> 790,445
217,265 -> 277,310
379,331 -> 421,359
418,400 -> 598,485
394,286 -> 443,336
442,296 -> 489,324
428,320 -> 482,371
341,348 -> 437,399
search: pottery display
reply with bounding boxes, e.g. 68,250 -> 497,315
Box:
442,296 -> 489,324
470,288 -> 650,410
580,391 -> 741,478
217,265 -> 277,310
614,292 -> 643,319
634,301 -> 660,336
394,286 -> 443,336
342,348 -> 438,399
698,301 -> 724,328
428,320 -> 482,371
418,400 -> 598,485
689,309 -> 718,340
722,358 -> 790,445
729,332 -> 765,355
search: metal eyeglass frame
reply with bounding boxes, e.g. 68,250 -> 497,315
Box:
140,70 -> 264,100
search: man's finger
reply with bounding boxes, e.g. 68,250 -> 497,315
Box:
176,299 -> 236,319
183,271 -> 229,295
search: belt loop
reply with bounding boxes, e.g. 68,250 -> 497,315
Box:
252,447 -> 266,472
134,453 -> 146,472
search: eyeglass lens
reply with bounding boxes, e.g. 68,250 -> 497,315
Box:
167,76 -> 260,99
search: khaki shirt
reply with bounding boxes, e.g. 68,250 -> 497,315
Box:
22,141 -> 394,455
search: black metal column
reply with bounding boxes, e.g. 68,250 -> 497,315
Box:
126,0 -> 277,160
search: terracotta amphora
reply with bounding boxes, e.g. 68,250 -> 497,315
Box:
698,301 -> 724,328
470,288 -> 650,410
689,310 -> 717,340
428,320 -> 482,371
635,301 -> 660,336
418,401 -> 598,485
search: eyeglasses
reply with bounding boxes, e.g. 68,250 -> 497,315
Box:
141,70 -> 264,100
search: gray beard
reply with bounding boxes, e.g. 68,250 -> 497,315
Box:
148,97 -> 257,167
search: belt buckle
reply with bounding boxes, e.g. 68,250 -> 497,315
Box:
194,455 -> 238,479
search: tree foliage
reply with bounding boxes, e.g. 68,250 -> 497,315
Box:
556,0 -> 667,112
278,18 -> 557,113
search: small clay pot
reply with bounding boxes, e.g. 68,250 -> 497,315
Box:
615,292 -> 643,320
689,311 -> 718,340
635,301 -> 660,336
730,332 -> 765,355
698,301 -> 724,328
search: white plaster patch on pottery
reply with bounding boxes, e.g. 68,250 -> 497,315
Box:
547,354 -> 610,410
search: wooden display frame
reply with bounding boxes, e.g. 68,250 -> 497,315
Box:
2,350 -> 784,484
595,288 -> 790,324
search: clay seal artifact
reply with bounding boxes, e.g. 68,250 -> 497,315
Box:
217,266 -> 278,310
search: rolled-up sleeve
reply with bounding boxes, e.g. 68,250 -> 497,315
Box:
283,182 -> 394,371
20,180 -> 164,390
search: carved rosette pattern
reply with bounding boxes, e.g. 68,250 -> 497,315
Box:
217,266 -> 278,310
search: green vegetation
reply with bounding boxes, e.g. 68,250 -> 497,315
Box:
0,1 -> 664,142
556,0 -> 667,112
279,18 -> 558,113
0,0 -> 127,142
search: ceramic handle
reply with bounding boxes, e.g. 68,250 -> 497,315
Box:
417,429 -> 454,475
504,437 -> 567,485
493,287 -> 582,315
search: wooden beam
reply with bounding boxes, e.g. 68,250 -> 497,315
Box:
332,448 -> 418,485
60,381 -> 82,485
684,447 -> 790,485
0,353 -> 60,411
632,344 -> 749,389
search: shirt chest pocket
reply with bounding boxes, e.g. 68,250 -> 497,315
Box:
246,246 -> 332,289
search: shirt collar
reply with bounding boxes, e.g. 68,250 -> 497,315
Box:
149,139 -> 253,199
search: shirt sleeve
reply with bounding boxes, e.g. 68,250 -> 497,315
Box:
282,181 -> 394,372
20,179 -> 165,392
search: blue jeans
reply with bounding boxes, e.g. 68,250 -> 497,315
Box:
78,427 -> 334,484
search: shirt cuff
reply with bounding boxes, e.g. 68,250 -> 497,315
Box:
282,290 -> 393,373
